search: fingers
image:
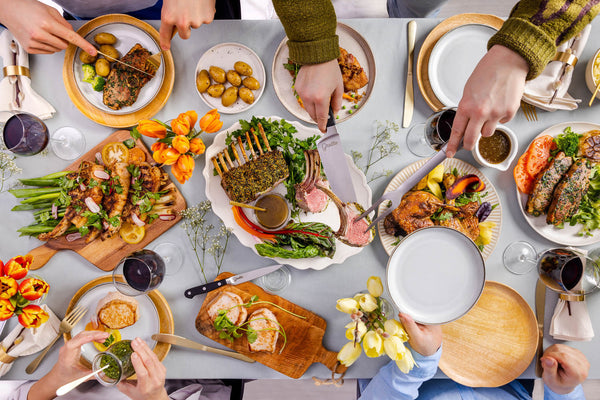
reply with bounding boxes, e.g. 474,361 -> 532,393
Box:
330,80 -> 344,115
159,22 -> 176,51
51,23 -> 96,55
446,111 -> 467,158
67,330 -> 110,349
398,313 -> 420,337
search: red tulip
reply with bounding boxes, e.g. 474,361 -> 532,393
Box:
0,276 -> 18,299
0,299 -> 14,321
3,255 -> 32,280
18,305 -> 49,328
18,278 -> 49,301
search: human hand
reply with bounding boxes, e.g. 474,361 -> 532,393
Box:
541,344 -> 589,395
398,313 -> 442,356
446,45 -> 529,157
0,0 -> 96,55
117,337 -> 169,400
159,0 -> 216,50
294,59 -> 343,132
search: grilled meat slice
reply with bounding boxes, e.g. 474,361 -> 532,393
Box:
527,152 -> 572,216
338,47 -> 368,92
437,202 -> 480,241
123,163 -> 163,224
101,162 -> 131,240
547,159 -> 592,225
295,150 -> 329,213
384,191 -> 450,236
103,43 -> 156,110
247,308 -> 279,353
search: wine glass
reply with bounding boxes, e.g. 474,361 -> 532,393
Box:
0,111 -> 49,156
112,249 -> 165,296
152,242 -> 183,276
503,241 -> 537,275
537,248 -> 600,295
50,126 -> 86,160
406,107 -> 456,157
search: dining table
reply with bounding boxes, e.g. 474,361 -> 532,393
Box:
1,17 -> 600,383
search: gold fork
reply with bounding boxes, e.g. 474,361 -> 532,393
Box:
521,101 -> 538,122
26,305 -> 87,374
145,29 -> 177,71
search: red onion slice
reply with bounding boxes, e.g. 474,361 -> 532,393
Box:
66,232 -> 82,242
159,214 -> 176,221
102,221 -> 109,230
51,204 -> 58,219
93,170 -> 110,180
131,213 -> 146,227
79,183 -> 86,191
85,197 -> 100,213
95,152 -> 104,165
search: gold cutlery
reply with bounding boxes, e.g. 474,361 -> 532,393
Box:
521,101 -> 538,122
26,305 -> 87,374
152,333 -> 255,363
535,279 -> 546,377
589,81 -> 600,107
145,29 -> 177,71
402,20 -> 416,128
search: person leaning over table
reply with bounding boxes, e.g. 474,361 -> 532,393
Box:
358,312 -> 589,400
9,330 -> 231,400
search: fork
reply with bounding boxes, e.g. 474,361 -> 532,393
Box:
25,305 -> 87,374
521,101 -> 538,121
145,29 -> 177,71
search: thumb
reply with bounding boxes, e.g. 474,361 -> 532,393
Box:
542,356 -> 558,378
398,313 -> 420,337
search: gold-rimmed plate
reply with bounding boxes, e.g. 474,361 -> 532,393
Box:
65,275 -> 174,369
63,14 -> 174,127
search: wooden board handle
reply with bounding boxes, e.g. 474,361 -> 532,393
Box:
315,345 -> 347,375
27,245 -> 58,270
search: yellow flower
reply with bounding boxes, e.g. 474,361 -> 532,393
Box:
383,335 -> 407,361
189,138 -> 206,155
358,293 -> 378,312
384,319 -> 408,341
362,331 -> 384,358
337,341 -> 362,367
345,321 -> 367,342
336,298 -> 359,314
137,120 -> 167,139
395,348 -> 416,373
366,276 -> 383,297
172,135 -> 190,154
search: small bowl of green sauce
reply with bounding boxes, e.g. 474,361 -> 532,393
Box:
93,340 -> 135,385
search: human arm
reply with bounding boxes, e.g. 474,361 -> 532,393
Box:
541,344 -> 589,399
159,0 -> 216,51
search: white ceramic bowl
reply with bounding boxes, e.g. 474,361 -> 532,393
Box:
585,48 -> 600,94
472,124 -> 518,171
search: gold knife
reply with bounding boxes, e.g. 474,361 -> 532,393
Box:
403,20 -> 416,128
535,279 -> 546,377
152,333 -> 255,363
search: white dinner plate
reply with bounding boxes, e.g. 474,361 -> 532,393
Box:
428,24 -> 497,107
74,22 -> 165,115
517,121 -> 600,246
386,227 -> 486,325
203,116 -> 372,270
194,43 -> 265,114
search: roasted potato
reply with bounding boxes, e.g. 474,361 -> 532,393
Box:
221,86 -> 238,106
238,87 -> 254,104
94,32 -> 117,45
226,70 -> 242,87
207,84 -> 225,98
242,76 -> 260,90
234,61 -> 252,76
196,70 -> 211,93
79,50 -> 97,64
99,45 -> 119,61
95,58 -> 111,77
209,66 -> 226,84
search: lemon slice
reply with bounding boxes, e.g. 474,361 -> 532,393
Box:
119,221 -> 146,244
102,142 -> 130,165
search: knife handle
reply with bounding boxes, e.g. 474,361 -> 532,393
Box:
326,107 -> 336,129
184,278 -> 228,298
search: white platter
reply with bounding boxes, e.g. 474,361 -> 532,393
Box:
428,24 -> 497,107
386,226 -> 486,325
517,121 -> 600,246
203,116 -> 372,270
194,43 -> 265,114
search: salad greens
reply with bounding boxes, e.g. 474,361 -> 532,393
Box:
568,164 -> 600,236
256,221 -> 336,259
553,127 -> 581,158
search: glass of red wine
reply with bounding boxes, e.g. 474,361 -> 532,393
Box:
537,248 -> 600,295
112,249 -> 165,296
406,107 -> 456,157
1,111 -> 49,156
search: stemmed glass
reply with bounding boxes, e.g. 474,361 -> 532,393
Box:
152,242 -> 183,276
1,111 -> 49,156
503,241 -> 538,275
112,249 -> 165,296
50,126 -> 86,160
406,107 -> 456,157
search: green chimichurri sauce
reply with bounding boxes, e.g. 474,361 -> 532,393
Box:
99,340 -> 134,381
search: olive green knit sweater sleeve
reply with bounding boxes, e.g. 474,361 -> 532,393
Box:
272,0 -> 340,64
488,0 -> 600,80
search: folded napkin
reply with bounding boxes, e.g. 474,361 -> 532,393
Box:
550,295 -> 594,341
0,304 -> 60,377
0,29 -> 55,122
522,24 -> 591,112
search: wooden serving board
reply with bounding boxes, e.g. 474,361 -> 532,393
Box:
27,130 -> 187,271
195,272 -> 345,379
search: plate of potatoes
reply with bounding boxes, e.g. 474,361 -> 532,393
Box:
194,43 -> 265,114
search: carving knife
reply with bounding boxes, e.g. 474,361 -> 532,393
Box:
184,264 -> 285,298
316,108 -> 357,203
403,20 -> 416,128
535,278 -> 546,377
152,333 -> 255,363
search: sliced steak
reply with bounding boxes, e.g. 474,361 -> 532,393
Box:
547,159 -> 592,225
526,152 -> 572,216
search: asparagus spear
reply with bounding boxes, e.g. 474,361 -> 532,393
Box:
9,187 -> 62,198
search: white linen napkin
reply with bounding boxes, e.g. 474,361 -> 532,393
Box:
0,29 -> 55,122
522,24 -> 591,112
0,304 -> 60,377
549,296 -> 594,341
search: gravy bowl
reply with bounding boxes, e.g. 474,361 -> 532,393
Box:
472,125 -> 518,171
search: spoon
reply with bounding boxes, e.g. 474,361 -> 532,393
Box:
589,80 -> 600,107
56,365 -> 108,396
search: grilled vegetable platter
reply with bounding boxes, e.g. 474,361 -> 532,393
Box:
203,116 -> 373,270
514,121 -> 600,246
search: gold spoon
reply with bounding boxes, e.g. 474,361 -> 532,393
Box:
589,80 -> 600,107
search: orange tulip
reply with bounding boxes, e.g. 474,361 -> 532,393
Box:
171,154 -> 195,184
3,254 -> 32,280
151,142 -> 168,153
172,135 -> 190,154
199,109 -> 223,133
136,120 -> 167,139
181,110 -> 198,129
18,304 -> 49,328
0,276 -> 18,299
171,116 -> 191,136
18,278 -> 49,301
0,298 -> 14,321
162,147 -> 181,166
189,138 -> 206,155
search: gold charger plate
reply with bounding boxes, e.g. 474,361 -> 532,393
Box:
439,281 -> 538,387
64,275 -> 174,370
416,13 -> 504,111
63,14 -> 175,128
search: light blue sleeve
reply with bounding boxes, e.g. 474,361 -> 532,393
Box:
544,384 -> 585,400
359,347 -> 441,400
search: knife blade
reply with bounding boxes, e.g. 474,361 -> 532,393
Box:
95,50 -> 156,77
403,20 -> 416,128
316,108 -> 357,203
535,278 -> 546,377
0,320 -> 6,339
152,333 -> 255,363
184,264 -> 285,298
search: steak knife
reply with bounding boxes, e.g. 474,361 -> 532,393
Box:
184,264 -> 284,298
316,108 -> 357,203
535,279 -> 546,377
403,20 -> 416,128
152,333 -> 255,363
95,50 -> 156,77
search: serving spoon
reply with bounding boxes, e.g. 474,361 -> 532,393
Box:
56,365 -> 108,396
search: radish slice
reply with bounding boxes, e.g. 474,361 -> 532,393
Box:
80,183 -> 86,191
102,221 -> 110,230
159,214 -> 176,221
85,197 -> 100,213
93,170 -> 110,180
66,232 -> 82,242
51,204 -> 58,219
131,213 -> 145,227
95,152 -> 104,165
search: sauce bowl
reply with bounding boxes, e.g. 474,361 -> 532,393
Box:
472,124 -> 518,171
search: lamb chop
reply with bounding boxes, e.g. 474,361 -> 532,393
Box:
294,149 -> 329,213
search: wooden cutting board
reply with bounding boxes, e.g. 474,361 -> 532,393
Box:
27,129 -> 187,271
195,272 -> 345,379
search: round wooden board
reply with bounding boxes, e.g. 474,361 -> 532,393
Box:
439,281 -> 538,387
62,14 -> 174,128
416,13 -> 504,112
64,275 -> 174,371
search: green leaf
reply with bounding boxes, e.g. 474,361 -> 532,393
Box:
246,329 -> 258,344
130,127 -> 141,140
123,138 -> 136,149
